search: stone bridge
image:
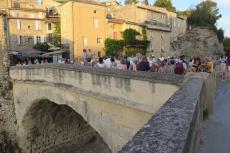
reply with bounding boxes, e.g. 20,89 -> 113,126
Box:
10,64 -> 182,153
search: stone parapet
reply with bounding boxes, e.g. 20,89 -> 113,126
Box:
119,73 -> 214,153
10,63 -> 184,85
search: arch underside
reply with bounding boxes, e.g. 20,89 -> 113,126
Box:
21,100 -> 111,153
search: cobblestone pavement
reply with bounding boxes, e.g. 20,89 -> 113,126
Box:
199,76 -> 230,153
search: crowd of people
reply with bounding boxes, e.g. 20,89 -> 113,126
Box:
80,53 -> 215,75
16,50 -> 224,75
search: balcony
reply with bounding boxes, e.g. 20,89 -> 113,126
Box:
144,20 -> 171,32
46,8 -> 59,18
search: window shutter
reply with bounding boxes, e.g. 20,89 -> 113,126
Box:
17,19 -> 21,30
34,35 -> 37,44
17,36 -> 20,45
41,36 -> 44,43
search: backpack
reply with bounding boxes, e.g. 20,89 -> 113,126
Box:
174,62 -> 184,75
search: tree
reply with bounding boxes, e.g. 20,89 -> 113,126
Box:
188,0 -> 221,28
187,0 -> 223,42
224,38 -> 230,54
154,0 -> 176,12
124,0 -> 138,5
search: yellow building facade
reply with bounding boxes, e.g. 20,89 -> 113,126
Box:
107,18 -> 143,40
61,1 -> 107,60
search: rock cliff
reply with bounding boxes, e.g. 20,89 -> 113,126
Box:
171,27 -> 224,57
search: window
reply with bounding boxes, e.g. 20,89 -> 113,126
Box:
94,10 -> 97,14
113,32 -> 117,40
30,13 -> 34,18
93,18 -> 99,29
36,36 -> 41,43
17,35 -> 22,45
17,19 -> 22,30
35,21 -> 41,30
28,37 -> 33,44
38,12 -> 43,19
97,38 -> 103,44
48,34 -> 53,42
83,37 -> 88,47
112,24 -> 115,29
12,13 -> 19,17
13,2 -> 20,8
48,23 -> 52,31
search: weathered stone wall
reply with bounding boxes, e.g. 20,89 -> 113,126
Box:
119,73 -> 215,153
171,27 -> 224,57
10,64 -> 183,153
0,11 -> 17,153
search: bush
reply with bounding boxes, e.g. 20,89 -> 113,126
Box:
33,42 -> 50,52
104,38 -> 124,56
123,29 -> 140,45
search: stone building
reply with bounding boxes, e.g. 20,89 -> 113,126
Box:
0,0 -> 60,56
110,3 -> 187,57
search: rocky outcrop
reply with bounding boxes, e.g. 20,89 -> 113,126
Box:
171,27 -> 224,57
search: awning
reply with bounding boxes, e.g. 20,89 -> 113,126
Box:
42,50 -> 65,56
10,48 -> 46,58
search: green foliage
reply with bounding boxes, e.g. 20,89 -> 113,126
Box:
142,28 -> 147,40
123,28 -> 140,45
104,38 -> 124,56
216,28 -> 224,42
33,42 -> 50,52
124,0 -> 138,5
224,38 -> 230,54
53,23 -> 61,46
105,28 -> 149,56
154,0 -> 176,12
188,0 -> 221,28
177,10 -> 191,17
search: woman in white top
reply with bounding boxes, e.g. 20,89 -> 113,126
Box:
96,57 -> 106,68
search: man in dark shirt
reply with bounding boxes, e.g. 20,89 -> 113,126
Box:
138,56 -> 150,71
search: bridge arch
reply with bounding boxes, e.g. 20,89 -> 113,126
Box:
20,99 -> 111,153
13,82 -> 152,152
11,65 -> 177,152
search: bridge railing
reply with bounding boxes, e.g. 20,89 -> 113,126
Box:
118,73 -> 215,153
10,63 -> 184,84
